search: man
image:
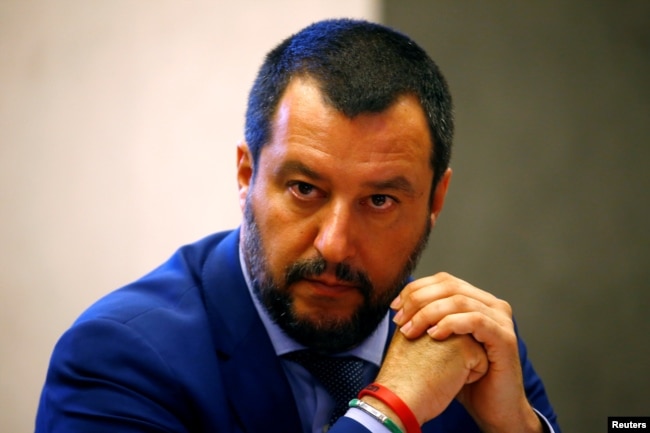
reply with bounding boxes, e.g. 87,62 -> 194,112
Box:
36,19 -> 560,433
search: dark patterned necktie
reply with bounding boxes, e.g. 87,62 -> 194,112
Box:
285,350 -> 365,427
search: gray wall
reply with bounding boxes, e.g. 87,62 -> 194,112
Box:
384,2 -> 650,432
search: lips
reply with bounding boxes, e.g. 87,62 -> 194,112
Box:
302,277 -> 357,297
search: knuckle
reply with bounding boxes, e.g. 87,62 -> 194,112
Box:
503,329 -> 518,347
467,312 -> 484,328
496,298 -> 513,316
404,288 -> 432,312
450,294 -> 469,309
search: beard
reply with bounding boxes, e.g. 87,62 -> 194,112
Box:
242,199 -> 431,353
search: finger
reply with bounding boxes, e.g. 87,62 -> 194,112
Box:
398,294 -> 509,339
465,342 -> 489,384
442,335 -> 489,385
399,272 -> 496,304
428,312 -> 517,364
394,272 -> 508,324
391,273 -> 450,310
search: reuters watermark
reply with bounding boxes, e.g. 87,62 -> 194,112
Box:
609,417 -> 650,432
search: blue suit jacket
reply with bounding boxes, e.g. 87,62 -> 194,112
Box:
36,229 -> 559,432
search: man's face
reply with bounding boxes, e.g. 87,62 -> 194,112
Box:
237,77 -> 451,353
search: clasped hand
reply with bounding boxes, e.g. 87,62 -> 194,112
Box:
377,272 -> 543,433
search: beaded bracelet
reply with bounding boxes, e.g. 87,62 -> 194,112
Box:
358,383 -> 421,433
349,398 -> 404,433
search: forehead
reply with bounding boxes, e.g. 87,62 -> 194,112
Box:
264,78 -> 433,173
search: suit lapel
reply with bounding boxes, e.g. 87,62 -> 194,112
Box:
201,229 -> 302,433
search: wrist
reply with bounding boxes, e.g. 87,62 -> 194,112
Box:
477,403 -> 545,433
359,383 -> 422,433
349,398 -> 404,433
358,395 -> 406,432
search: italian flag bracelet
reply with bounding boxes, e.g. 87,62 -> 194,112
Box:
348,399 -> 404,433
358,383 -> 421,433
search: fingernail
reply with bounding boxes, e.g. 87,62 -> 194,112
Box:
400,321 -> 413,335
427,326 -> 439,338
390,296 -> 401,309
393,309 -> 404,324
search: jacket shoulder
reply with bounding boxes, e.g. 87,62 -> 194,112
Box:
75,229 -> 237,326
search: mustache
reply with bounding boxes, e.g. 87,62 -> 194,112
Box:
284,257 -> 373,296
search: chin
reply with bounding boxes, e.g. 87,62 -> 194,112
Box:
293,294 -> 361,319
282,301 -> 385,353
293,306 -> 357,328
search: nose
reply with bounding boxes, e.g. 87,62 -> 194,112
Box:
313,201 -> 357,264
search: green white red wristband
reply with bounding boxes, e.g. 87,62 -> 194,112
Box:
358,383 -> 421,433
348,398 -> 404,433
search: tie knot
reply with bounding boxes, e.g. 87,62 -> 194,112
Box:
285,350 -> 365,426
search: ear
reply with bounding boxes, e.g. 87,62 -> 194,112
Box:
236,142 -> 254,212
430,168 -> 452,227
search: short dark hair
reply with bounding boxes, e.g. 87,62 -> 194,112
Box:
244,18 -> 454,189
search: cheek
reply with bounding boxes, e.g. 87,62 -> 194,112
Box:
363,243 -> 404,279
250,192 -> 314,267
363,220 -> 427,282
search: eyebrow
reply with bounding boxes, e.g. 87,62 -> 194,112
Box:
363,176 -> 417,197
275,160 -> 416,196
274,160 -> 324,181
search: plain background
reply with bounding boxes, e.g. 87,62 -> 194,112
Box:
2,2 -> 649,433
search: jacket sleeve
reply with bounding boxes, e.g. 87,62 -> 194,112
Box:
35,318 -> 191,433
518,330 -> 562,433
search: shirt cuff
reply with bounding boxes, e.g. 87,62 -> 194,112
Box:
345,407 -> 392,432
534,407 -> 555,433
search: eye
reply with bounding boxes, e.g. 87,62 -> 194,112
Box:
288,181 -> 323,200
366,194 -> 397,211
